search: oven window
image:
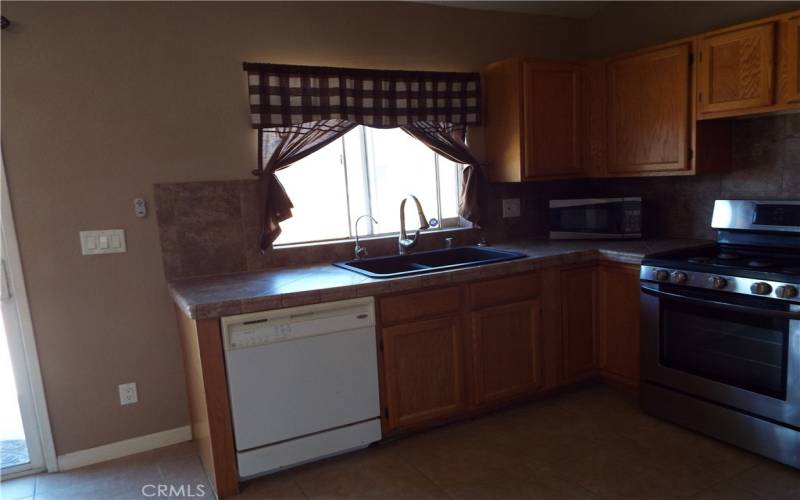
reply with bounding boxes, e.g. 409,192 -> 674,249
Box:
661,300 -> 789,400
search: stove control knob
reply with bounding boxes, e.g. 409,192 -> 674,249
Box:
710,276 -> 728,289
655,270 -> 670,282
775,285 -> 798,299
751,282 -> 773,295
671,271 -> 688,284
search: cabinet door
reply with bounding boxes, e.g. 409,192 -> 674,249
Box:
597,264 -> 641,384
381,315 -> 465,431
472,300 -> 542,404
483,58 -> 524,182
607,43 -> 692,175
523,60 -> 583,180
561,266 -> 597,381
698,23 -> 775,115
780,16 -> 800,105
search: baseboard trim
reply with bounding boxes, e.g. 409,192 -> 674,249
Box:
56,425 -> 192,471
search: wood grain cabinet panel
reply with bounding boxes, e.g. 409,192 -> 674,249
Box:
381,315 -> 465,431
483,58 -> 524,182
379,286 -> 460,325
597,264 -> 641,386
698,23 -> 776,115
780,15 -> 800,105
561,266 -> 597,382
483,58 -> 586,182
607,42 -> 693,175
471,300 -> 542,404
469,272 -> 539,309
522,60 -> 583,180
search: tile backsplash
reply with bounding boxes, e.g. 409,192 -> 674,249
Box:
155,114 -> 798,280
154,181 -> 478,280
482,114 -> 800,243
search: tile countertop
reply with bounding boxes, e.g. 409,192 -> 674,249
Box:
168,238 -> 712,320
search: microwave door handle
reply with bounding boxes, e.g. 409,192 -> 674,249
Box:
640,286 -> 800,320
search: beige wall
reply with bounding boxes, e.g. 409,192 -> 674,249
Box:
1,1 -> 582,455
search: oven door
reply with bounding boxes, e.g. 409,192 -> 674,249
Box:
641,282 -> 800,427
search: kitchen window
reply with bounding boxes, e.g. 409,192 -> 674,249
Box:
274,126 -> 465,246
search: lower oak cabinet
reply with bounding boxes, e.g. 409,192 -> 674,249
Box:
380,315 -> 466,430
597,263 -> 641,386
378,262 -> 641,434
561,265 -> 598,382
471,300 -> 542,404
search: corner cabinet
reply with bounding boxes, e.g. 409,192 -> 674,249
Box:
697,22 -> 776,117
597,263 -> 641,388
560,265 -> 598,382
483,58 -> 586,181
606,42 -> 694,176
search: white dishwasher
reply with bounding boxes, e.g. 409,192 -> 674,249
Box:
221,297 -> 381,479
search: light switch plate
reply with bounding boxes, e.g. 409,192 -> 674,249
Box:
502,198 -> 521,218
80,229 -> 126,255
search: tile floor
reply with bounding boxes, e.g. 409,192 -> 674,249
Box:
2,385 -> 799,500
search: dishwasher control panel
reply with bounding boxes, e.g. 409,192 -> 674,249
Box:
228,323 -> 294,349
221,297 -> 376,351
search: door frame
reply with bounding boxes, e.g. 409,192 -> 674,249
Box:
0,148 -> 58,477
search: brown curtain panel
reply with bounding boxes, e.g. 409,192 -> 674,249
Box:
257,119 -> 357,250
402,121 -> 483,225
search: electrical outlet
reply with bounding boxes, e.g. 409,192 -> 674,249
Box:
502,198 -> 521,218
118,382 -> 138,406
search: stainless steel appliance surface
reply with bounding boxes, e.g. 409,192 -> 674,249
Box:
549,197 -> 642,240
640,200 -> 800,469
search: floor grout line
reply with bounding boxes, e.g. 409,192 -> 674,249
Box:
401,455 -> 457,500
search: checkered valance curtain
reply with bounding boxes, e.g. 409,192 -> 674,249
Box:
243,62 -> 481,128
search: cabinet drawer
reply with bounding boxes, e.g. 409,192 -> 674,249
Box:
379,286 -> 461,325
469,273 -> 539,309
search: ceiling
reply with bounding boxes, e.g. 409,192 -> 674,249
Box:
423,1 -> 610,19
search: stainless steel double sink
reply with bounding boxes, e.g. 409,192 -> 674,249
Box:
333,246 -> 527,279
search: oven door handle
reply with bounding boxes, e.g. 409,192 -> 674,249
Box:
640,286 -> 800,319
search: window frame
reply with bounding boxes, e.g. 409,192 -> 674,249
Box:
273,126 -> 466,247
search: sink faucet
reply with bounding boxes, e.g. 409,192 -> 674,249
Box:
354,214 -> 378,260
398,195 -> 430,255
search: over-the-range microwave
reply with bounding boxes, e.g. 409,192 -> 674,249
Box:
549,197 -> 642,240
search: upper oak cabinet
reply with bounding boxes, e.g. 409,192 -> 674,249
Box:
606,42 -> 694,176
779,13 -> 800,105
697,22 -> 776,118
483,58 -> 586,182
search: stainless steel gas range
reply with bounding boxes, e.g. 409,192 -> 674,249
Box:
640,200 -> 800,469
